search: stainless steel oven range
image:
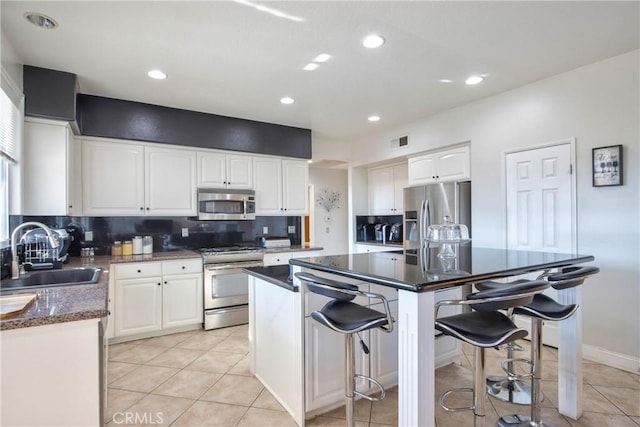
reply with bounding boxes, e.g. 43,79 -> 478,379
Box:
201,246 -> 263,330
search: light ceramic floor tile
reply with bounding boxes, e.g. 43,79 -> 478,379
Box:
200,374 -> 263,406
177,332 -> 228,351
108,342 -> 138,360
252,389 -> 286,412
369,390 -> 398,425
565,411 -> 640,427
631,415 -> 640,426
104,388 -> 146,424
306,417 -> 369,426
237,407 -> 298,426
107,361 -> 139,384
146,347 -> 205,369
593,385 -> 640,416
583,364 -> 640,389
228,354 -> 252,376
141,331 -> 197,348
153,369 -> 223,400
184,350 -> 245,374
213,335 -> 250,354
121,393 -> 194,427
172,400 -> 248,427
109,365 -> 179,393
321,397 -> 372,422
109,344 -> 169,364
231,323 -> 249,337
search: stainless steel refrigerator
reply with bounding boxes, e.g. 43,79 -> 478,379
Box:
403,181 -> 471,249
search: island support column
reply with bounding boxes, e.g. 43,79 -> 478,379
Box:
557,286 -> 583,420
398,289 -> 436,427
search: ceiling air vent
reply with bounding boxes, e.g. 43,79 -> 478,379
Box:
390,136 -> 408,149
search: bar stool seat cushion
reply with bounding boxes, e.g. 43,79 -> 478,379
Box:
312,300 -> 388,332
515,294 -> 577,321
436,311 -> 528,348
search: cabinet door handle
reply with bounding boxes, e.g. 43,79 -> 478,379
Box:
140,207 -> 144,211
137,269 -> 141,273
164,281 -> 168,284
181,266 -> 186,269
158,282 -> 161,286
68,205 -> 73,209
146,207 -> 150,210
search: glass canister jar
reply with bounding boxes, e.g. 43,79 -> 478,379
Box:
142,236 -> 153,254
132,236 -> 143,255
122,240 -> 133,256
112,241 -> 122,256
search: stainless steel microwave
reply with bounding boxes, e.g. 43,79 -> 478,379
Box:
197,188 -> 256,220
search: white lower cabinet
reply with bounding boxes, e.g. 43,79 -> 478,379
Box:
111,259 -> 203,340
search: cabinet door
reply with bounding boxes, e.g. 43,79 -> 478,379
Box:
197,152 -> 226,188
282,160 -> 308,215
22,120 -> 69,215
83,139 -> 145,215
162,274 -> 203,329
254,157 -> 283,215
146,146 -> 197,215
393,164 -> 408,212
115,277 -> 162,336
408,155 -> 438,186
305,317 -> 368,411
369,300 -> 399,387
436,146 -> 470,182
226,155 -> 253,189
368,167 -> 395,214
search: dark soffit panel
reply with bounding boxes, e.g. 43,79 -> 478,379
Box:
77,94 -> 311,159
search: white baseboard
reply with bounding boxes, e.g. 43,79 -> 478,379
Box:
514,316 -> 640,374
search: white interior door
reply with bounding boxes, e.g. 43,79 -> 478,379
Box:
506,140 -> 576,345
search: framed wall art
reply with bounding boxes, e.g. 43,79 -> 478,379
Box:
592,145 -> 623,187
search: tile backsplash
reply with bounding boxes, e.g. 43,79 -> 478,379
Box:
8,215 -> 302,259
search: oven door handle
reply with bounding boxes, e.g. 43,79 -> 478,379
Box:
205,262 -> 264,273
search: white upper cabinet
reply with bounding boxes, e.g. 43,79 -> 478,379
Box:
146,146 -> 197,215
21,118 -> 80,216
408,145 -> 470,186
83,139 -> 196,216
368,163 -> 408,215
254,157 -> 308,215
197,152 -> 252,189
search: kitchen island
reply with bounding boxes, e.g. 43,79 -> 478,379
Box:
249,246 -> 594,426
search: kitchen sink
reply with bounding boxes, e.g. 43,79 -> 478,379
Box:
1,267 -> 102,291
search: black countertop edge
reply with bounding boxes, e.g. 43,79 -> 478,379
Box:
289,254 -> 596,293
355,241 -> 403,248
244,265 -> 298,292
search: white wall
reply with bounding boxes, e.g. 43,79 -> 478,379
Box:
350,50 -> 640,368
308,167 -> 349,256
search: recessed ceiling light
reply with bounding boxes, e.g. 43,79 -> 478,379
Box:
147,70 -> 167,80
363,35 -> 385,49
439,79 -> 454,83
280,97 -> 295,105
465,75 -> 484,85
313,54 -> 331,63
303,63 -> 319,71
368,115 -> 381,122
24,12 -> 58,29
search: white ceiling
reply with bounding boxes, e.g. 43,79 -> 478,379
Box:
2,1 -> 638,142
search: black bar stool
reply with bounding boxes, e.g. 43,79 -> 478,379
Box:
435,280 -> 549,427
496,266 -> 599,427
295,272 -> 394,427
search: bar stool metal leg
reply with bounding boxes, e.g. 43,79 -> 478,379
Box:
498,318 -> 553,427
474,346 -> 487,427
345,333 -> 355,427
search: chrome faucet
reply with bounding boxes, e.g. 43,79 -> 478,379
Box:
10,221 -> 60,279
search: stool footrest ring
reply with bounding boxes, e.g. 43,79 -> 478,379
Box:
501,358 -> 534,381
353,375 -> 386,402
439,387 -> 475,412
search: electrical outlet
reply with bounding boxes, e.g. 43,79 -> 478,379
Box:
263,226 -> 269,234
182,228 -> 189,237
288,226 -> 296,233
85,231 -> 93,241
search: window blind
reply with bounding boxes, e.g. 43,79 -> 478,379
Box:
0,88 -> 19,163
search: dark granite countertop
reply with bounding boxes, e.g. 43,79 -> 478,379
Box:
355,241 -> 403,248
290,246 -> 595,293
244,265 -> 297,292
263,245 -> 323,254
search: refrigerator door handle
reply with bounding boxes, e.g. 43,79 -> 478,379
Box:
420,199 -> 428,245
